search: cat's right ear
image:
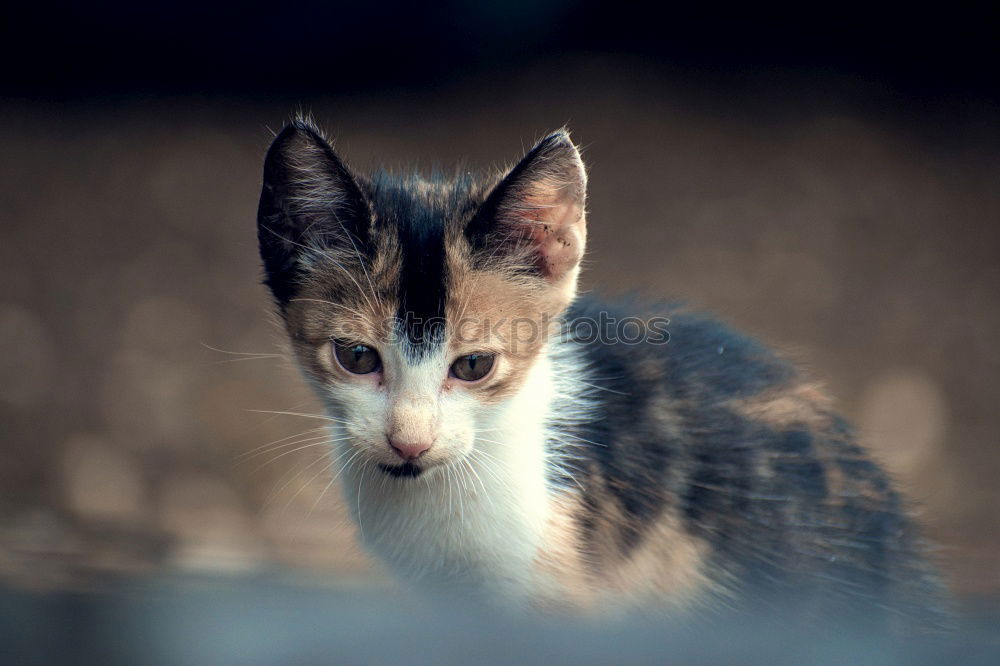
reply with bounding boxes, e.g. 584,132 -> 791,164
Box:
256,119 -> 369,306
466,129 -> 587,306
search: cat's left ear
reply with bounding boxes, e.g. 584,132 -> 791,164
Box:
468,129 -> 587,297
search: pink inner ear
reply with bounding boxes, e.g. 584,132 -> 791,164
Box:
489,131 -> 588,283
509,197 -> 585,281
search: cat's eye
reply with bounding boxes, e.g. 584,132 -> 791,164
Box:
332,340 -> 381,375
450,353 -> 495,382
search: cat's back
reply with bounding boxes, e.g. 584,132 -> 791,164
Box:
552,296 -> 949,629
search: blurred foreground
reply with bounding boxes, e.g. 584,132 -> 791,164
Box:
2,574 -> 999,665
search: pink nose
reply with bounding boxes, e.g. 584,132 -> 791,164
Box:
389,437 -> 432,461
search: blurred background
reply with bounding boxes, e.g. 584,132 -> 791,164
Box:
1,1 -> 998,660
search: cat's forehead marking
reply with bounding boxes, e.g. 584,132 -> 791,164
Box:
367,172 -> 479,362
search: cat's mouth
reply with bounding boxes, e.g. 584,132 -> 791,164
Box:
377,462 -> 423,478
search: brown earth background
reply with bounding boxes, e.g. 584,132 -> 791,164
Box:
1,56 -> 998,611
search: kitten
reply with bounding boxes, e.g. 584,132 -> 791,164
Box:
255,117 -> 948,630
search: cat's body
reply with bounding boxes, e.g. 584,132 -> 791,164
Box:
256,118 -> 948,630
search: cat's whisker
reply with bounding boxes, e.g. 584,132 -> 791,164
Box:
446,465 -> 460,527
469,446 -> 503,461
467,448 -> 505,478
465,450 -> 499,483
563,378 -> 631,396
291,456 -> 340,514
265,451 -> 335,510
472,427 -> 504,434
445,464 -> 457,525
244,408 -> 358,426
355,462 -> 368,541
454,465 -> 468,529
240,399 -> 316,431
309,460 -> 345,514
240,439 -> 332,469
241,433 -> 338,466
200,342 -> 285,358
550,432 -> 608,448
329,448 -> 362,481
251,436 -> 352,472
475,436 -> 513,448
236,426 -> 330,460
211,355 -> 286,365
281,446 -> 358,513
546,461 -> 586,492
462,458 -> 494,511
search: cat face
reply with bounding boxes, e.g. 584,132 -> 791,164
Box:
257,119 -> 587,478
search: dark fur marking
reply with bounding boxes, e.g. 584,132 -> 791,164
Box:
365,171 -> 484,359
557,298 -> 948,628
367,172 -> 449,357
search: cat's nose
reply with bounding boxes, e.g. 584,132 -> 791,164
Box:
388,437 -> 432,461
